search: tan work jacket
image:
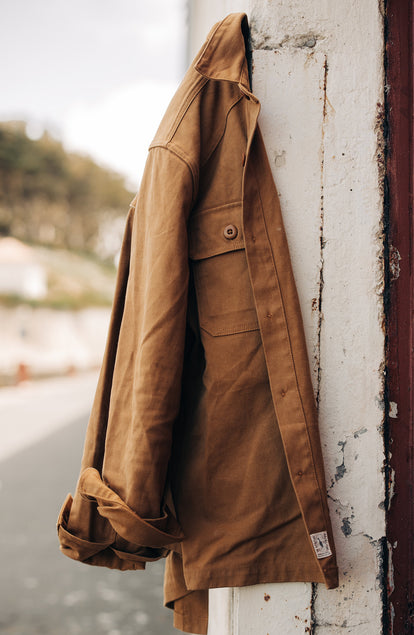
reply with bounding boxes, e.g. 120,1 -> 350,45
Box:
57,12 -> 339,635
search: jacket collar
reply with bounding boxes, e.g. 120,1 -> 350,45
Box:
194,13 -> 252,92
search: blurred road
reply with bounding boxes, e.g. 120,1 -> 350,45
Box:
0,372 -> 101,462
0,375 -> 177,635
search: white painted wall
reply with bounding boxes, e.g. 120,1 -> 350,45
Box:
188,1 -> 386,633
187,0 -> 249,61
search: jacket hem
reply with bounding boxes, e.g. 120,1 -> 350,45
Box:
174,609 -> 208,635
180,561 -> 338,594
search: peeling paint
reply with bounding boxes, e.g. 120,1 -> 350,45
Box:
353,427 -> 368,438
372,536 -> 390,633
329,428 -> 369,489
309,583 -> 317,635
341,517 -> 353,536
296,35 -> 318,48
387,540 -> 395,594
388,244 -> 401,281
375,100 -> 386,193
389,401 -> 398,419
250,25 -> 325,50
378,0 -> 386,19
272,149 -> 286,166
380,6 -> 395,631
313,619 -> 370,628
335,460 -> 346,481
335,440 -> 347,481
327,493 -> 349,509
375,225 -> 386,299
387,467 -> 396,508
375,393 -> 386,411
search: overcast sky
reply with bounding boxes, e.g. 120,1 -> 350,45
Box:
0,0 -> 188,189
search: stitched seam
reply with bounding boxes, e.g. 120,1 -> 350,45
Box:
192,253 -> 259,336
148,144 -> 197,207
189,243 -> 244,260
167,75 -> 209,145
186,560 -> 330,575
194,200 -> 242,215
200,322 -> 260,336
238,45 -> 246,85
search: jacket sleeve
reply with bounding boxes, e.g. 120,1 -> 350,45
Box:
57,145 -> 194,570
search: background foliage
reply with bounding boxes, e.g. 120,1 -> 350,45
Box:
0,121 -> 135,258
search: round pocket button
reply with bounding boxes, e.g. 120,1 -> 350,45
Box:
223,224 -> 238,240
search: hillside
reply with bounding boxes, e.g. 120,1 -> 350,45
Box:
0,120 -> 135,259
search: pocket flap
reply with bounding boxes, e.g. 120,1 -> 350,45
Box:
188,203 -> 245,260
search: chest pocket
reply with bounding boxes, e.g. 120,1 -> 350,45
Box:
188,203 -> 260,337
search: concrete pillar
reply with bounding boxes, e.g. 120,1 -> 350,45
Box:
188,2 -> 386,632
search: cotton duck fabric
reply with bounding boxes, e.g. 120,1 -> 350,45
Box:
57,12 -> 339,634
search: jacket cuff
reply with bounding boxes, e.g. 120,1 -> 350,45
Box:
78,467 -> 184,547
57,467 -> 184,570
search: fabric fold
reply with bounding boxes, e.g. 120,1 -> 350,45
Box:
57,144 -> 193,577
57,493 -> 115,562
78,467 -> 184,548
57,469 -> 184,570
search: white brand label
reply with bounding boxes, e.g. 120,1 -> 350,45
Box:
310,531 -> 332,559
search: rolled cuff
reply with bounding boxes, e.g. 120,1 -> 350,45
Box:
57,467 -> 184,570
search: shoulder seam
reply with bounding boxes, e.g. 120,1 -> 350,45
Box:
166,75 -> 208,143
148,143 -> 198,206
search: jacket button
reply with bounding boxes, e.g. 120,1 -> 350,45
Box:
297,470 -> 303,477
224,224 -> 238,240
281,389 -> 286,397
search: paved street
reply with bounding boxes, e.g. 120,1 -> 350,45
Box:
0,372 -> 101,462
0,377 -> 177,635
